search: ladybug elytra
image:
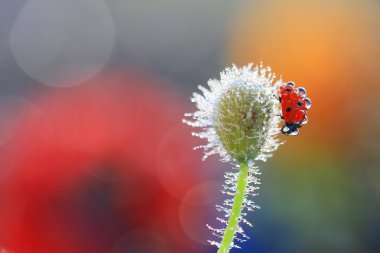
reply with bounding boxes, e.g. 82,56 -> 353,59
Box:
279,81 -> 311,136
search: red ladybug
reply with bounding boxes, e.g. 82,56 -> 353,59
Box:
279,81 -> 311,135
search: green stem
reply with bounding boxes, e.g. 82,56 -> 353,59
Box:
218,161 -> 249,253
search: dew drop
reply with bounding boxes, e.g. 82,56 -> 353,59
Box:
286,81 -> 295,86
298,87 -> 307,97
304,98 -> 312,109
302,115 -> 308,125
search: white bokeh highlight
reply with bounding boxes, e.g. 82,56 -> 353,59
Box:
179,181 -> 222,245
10,0 -> 115,87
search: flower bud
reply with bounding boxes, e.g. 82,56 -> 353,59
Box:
184,64 -> 282,164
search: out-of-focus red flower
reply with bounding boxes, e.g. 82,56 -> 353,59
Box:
0,72 -> 219,253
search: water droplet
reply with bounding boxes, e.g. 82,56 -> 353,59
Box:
304,98 -> 312,109
286,81 -> 295,86
298,87 -> 307,97
302,115 -> 308,125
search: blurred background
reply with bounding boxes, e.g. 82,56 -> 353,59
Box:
0,0 -> 379,252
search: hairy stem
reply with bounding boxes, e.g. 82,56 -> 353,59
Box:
218,161 -> 249,253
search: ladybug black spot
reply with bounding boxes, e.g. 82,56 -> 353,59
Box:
285,89 -> 291,92
286,107 -> 291,112
297,101 -> 303,106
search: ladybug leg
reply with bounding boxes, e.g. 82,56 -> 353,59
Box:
280,124 -> 290,135
273,95 -> 281,102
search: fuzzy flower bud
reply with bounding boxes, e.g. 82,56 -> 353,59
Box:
184,63 -> 282,165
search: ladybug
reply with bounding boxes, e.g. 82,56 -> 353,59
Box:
279,81 -> 311,136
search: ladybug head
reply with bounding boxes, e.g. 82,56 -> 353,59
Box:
281,123 -> 300,136
280,81 -> 296,95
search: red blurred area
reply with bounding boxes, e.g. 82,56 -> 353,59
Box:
0,72 -> 217,253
